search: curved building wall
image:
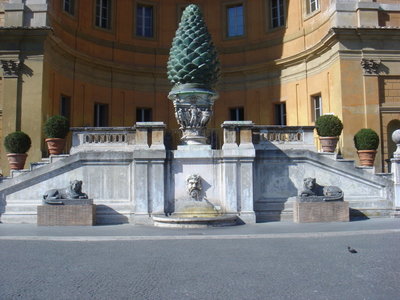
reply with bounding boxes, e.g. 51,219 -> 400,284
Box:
2,0 -> 400,173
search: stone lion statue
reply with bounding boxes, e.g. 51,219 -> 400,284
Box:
300,177 -> 317,197
186,174 -> 202,201
299,177 -> 343,201
43,180 -> 88,204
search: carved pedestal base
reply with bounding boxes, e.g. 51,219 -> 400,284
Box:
37,204 -> 96,226
293,201 -> 349,223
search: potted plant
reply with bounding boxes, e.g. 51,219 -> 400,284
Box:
4,131 -> 32,170
44,115 -> 69,155
353,128 -> 379,167
315,114 -> 343,152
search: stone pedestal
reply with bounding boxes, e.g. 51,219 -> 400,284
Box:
293,201 -> 349,223
37,201 -> 96,226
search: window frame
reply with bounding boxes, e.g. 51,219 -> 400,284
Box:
135,2 -> 155,39
311,94 -> 322,123
60,95 -> 71,121
94,0 -> 113,30
269,0 -> 286,29
63,0 -> 75,16
305,0 -> 320,16
223,1 -> 246,39
136,107 -> 153,122
229,107 -> 245,121
274,102 -> 287,125
94,102 -> 109,127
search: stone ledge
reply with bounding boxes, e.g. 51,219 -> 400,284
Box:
293,201 -> 349,223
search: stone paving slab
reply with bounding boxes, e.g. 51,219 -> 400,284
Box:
0,218 -> 398,240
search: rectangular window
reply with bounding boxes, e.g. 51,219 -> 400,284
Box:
312,95 -> 322,122
227,4 -> 244,37
136,107 -> 152,122
60,95 -> 71,121
274,103 -> 286,125
95,0 -> 112,29
94,103 -> 109,127
63,0 -> 75,15
306,0 -> 319,14
136,4 -> 154,37
229,107 -> 244,121
270,0 -> 285,28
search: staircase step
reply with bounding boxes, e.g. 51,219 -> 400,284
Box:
49,154 -> 69,163
10,169 -> 30,178
30,162 -> 49,170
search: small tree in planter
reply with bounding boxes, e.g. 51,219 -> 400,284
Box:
4,131 -> 32,170
44,115 -> 70,155
353,128 -> 379,167
315,114 -> 343,152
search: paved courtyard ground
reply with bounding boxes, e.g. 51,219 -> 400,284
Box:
0,218 -> 399,300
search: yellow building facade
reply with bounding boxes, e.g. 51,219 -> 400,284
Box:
1,0 -> 400,174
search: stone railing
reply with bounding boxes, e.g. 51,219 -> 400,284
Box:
70,127 -> 136,153
253,125 -> 316,150
70,122 -> 167,153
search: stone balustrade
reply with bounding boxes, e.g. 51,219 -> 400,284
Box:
253,125 -> 316,150
70,127 -> 136,153
70,123 -> 167,153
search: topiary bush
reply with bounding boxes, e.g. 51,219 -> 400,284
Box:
44,115 -> 70,138
354,128 -> 379,150
4,131 -> 31,153
315,115 -> 343,137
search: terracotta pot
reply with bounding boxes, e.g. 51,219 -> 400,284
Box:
357,150 -> 377,167
45,138 -> 66,155
7,153 -> 27,170
319,137 -> 339,153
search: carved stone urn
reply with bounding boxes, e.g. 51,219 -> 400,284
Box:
167,4 -> 220,145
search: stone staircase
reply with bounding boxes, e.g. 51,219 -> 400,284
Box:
254,150 -> 394,222
0,147 -> 396,224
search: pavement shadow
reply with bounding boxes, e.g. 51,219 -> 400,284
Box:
95,205 -> 129,225
349,208 -> 370,221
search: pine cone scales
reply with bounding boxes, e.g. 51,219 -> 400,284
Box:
167,4 -> 220,89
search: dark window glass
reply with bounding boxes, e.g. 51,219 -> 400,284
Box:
271,0 -> 285,28
60,95 -> 71,121
227,4 -> 244,37
137,5 -> 153,37
229,107 -> 244,121
63,0 -> 75,15
136,108 -> 152,122
94,103 -> 109,127
274,103 -> 287,125
95,0 -> 111,29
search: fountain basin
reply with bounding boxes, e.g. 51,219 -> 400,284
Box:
152,214 -> 239,228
